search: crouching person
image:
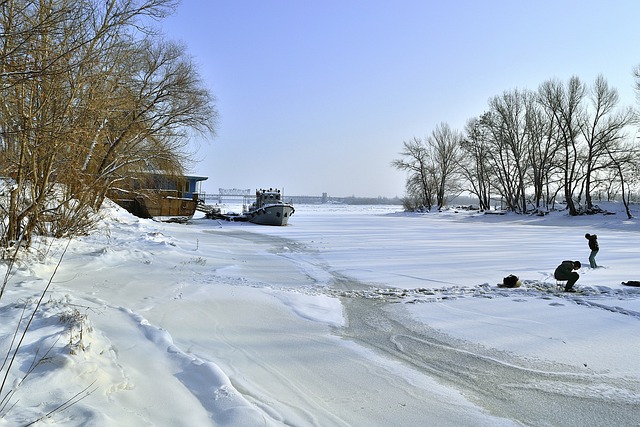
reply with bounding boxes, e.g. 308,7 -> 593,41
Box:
554,260 -> 581,292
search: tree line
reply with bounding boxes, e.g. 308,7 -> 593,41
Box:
393,74 -> 640,219
0,0 -> 217,251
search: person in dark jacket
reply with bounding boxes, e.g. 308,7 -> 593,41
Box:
585,233 -> 599,268
554,260 -> 581,292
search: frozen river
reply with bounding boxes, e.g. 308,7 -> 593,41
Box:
10,203 -> 639,426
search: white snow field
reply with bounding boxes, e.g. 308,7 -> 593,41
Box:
1,201 -> 639,426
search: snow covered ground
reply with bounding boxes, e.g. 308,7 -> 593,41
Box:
1,201 -> 639,426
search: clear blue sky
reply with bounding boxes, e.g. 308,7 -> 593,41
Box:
161,1 -> 640,198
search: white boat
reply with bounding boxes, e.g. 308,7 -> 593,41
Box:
244,188 -> 294,226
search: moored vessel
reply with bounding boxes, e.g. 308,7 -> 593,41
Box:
244,188 -> 294,226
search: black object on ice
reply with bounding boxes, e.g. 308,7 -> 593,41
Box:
499,274 -> 520,288
621,281 -> 640,287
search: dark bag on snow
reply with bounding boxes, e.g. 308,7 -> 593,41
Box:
500,274 -> 519,288
622,281 -> 640,287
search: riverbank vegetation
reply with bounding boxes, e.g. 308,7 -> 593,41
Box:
0,0 -> 218,250
393,75 -> 640,218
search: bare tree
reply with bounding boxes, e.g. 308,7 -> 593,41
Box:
484,89 -> 536,212
537,77 -> 586,215
392,124 -> 463,211
392,137 -> 436,210
580,75 -> 634,212
0,0 -> 216,247
604,139 -> 639,219
460,116 -> 493,210
520,91 -> 562,211
427,122 -> 463,209
81,37 -> 217,208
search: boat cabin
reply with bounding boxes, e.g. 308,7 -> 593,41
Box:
109,173 -> 208,220
253,188 -> 284,209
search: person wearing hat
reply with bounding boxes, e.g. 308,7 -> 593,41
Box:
554,260 -> 581,292
585,233 -> 599,268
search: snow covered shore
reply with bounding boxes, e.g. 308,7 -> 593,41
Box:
1,202 -> 639,426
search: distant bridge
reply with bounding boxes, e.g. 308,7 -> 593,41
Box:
201,189 -> 331,205
200,189 -> 400,206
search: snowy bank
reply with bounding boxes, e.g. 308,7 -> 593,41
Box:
1,201 -> 639,426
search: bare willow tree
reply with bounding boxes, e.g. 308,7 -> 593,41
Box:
81,37 -> 217,209
0,0 -> 89,245
392,123 -> 463,210
580,74 -> 634,212
537,77 -> 586,215
428,122 -> 463,209
460,116 -> 493,210
483,89 -> 535,212
391,137 -> 436,210
0,0 -> 216,247
604,139 -> 639,219
524,92 -> 564,210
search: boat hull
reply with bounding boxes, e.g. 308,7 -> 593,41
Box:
113,196 -> 197,222
246,204 -> 294,226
